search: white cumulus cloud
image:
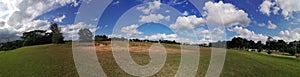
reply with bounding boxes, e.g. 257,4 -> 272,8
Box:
182,11 -> 189,16
143,33 -> 177,41
139,14 -> 170,23
137,0 -> 161,14
279,28 -> 300,42
54,15 -> 66,22
259,0 -> 300,19
6,0 -> 77,27
170,15 -> 206,32
203,1 -> 251,27
267,20 -> 277,29
276,0 -> 300,19
195,28 -> 225,41
120,24 -> 143,37
0,0 -> 78,42
259,0 -> 273,16
20,20 -> 50,32
230,26 -> 268,42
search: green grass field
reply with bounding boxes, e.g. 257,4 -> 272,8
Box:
0,43 -> 78,77
0,42 -> 299,77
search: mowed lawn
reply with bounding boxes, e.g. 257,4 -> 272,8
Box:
0,42 -> 299,77
0,43 -> 79,77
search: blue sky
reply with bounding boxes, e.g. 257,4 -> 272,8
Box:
0,0 -> 300,44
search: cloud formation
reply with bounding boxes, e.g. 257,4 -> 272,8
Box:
230,26 -> 268,42
182,11 -> 189,16
0,28 -> 18,42
195,28 -> 225,39
143,33 -> 177,41
61,22 -> 98,40
259,0 -> 273,16
121,24 -> 143,37
0,0 -> 78,42
203,1 -> 251,27
139,14 -> 170,23
170,15 -> 206,32
279,28 -> 300,42
136,0 -> 161,14
54,15 -> 66,23
259,0 -> 300,19
267,20 -> 277,29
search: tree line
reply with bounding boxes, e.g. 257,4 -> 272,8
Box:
94,34 -> 299,56
1,25 -> 299,56
211,37 -> 300,55
94,35 -> 179,44
0,23 -> 64,51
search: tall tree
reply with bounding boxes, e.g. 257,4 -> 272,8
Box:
249,40 -> 255,49
256,41 -> 263,52
266,36 -> 273,50
50,23 -> 64,44
277,40 -> 288,52
78,28 -> 93,42
231,37 -> 242,49
21,30 -> 51,46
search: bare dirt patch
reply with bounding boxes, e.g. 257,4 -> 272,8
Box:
94,42 -> 212,54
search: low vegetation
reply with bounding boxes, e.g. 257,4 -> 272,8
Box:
213,37 -> 300,55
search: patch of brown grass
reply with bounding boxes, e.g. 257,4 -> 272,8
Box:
95,41 -> 212,77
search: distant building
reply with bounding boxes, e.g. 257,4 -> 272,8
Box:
248,49 -> 258,52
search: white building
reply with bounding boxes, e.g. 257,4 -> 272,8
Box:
248,49 -> 258,52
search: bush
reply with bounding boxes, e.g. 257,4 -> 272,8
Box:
287,48 -> 297,56
296,54 -> 300,58
279,48 -> 287,52
267,51 -> 272,54
78,28 -> 93,42
258,48 -> 263,52
0,40 -> 23,51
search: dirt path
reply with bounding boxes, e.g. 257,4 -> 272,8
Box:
261,52 -> 298,59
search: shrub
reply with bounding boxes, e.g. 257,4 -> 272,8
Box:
267,51 -> 272,54
287,48 -> 297,56
296,54 -> 300,58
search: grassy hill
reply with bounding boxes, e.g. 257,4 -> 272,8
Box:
0,43 -> 78,77
0,42 -> 299,77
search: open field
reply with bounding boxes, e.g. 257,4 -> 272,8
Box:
0,42 -> 299,77
0,43 -> 78,77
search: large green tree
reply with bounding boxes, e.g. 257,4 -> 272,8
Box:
256,41 -> 264,52
277,40 -> 288,52
78,28 -> 93,42
50,23 -> 64,44
231,37 -> 246,49
21,30 -> 52,46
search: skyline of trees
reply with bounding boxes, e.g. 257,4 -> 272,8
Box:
50,23 -> 64,44
78,28 -> 93,42
0,22 -> 299,55
0,23 -> 65,51
22,30 -> 52,46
